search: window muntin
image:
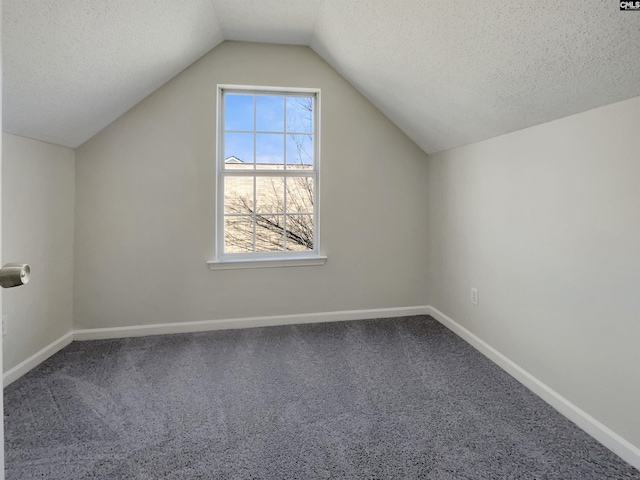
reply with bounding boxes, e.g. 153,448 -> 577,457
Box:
217,87 -> 319,260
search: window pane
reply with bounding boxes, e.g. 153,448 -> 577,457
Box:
225,94 -> 254,131
219,90 -> 318,260
286,177 -> 314,213
225,133 -> 254,166
256,177 -> 284,214
286,96 -> 313,133
255,215 -> 285,252
286,134 -> 313,169
256,133 -> 285,169
225,177 -> 254,214
256,96 -> 284,132
225,216 -> 254,253
286,215 -> 313,251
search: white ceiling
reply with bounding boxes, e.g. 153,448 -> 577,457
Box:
4,1 -> 640,153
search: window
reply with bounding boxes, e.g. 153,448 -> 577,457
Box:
212,86 -> 323,269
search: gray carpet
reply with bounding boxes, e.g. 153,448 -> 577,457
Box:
4,315 -> 639,479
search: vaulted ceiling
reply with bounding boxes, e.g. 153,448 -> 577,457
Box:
4,1 -> 640,153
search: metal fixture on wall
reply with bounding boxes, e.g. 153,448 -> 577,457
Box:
0,263 -> 30,288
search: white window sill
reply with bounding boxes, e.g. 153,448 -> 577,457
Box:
207,256 -> 327,271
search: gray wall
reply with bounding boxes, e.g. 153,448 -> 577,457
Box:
2,133 -> 75,371
74,42 -> 430,329
427,96 -> 640,450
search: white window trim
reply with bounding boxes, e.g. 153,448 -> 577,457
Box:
207,256 -> 327,271
209,85 -> 324,270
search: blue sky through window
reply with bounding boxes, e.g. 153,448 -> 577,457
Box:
257,96 -> 284,132
225,93 -> 314,166
286,134 -> 313,166
257,134 -> 284,165
225,132 -> 253,163
225,94 -> 253,131
286,97 -> 313,133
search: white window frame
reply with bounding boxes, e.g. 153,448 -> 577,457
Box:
208,85 -> 325,270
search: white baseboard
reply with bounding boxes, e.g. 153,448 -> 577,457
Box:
3,307 -> 428,386
3,332 -> 74,387
73,306 -> 430,341
427,305 -> 640,471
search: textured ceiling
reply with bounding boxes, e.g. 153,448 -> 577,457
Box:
4,1 -> 640,152
3,0 -> 224,147
311,1 -> 640,153
213,0 -> 322,45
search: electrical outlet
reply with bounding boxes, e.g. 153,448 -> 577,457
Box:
2,315 -> 7,336
471,288 -> 479,306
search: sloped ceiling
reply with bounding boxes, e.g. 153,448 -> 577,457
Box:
4,1 -> 640,153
